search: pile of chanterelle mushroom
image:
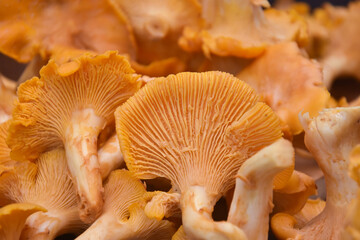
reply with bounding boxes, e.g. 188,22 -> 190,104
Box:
0,0 -> 359,239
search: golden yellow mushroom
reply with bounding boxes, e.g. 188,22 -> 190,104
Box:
7,51 -> 141,222
116,71 -> 283,239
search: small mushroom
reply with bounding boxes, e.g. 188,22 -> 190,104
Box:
179,0 -> 306,58
228,138 -> 294,240
7,51 -> 141,222
237,42 -> 330,135
116,71 -> 283,239
271,107 -> 360,239
0,203 -> 46,240
0,149 -> 84,239
76,170 -> 176,240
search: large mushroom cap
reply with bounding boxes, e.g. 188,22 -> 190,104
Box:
0,0 -> 137,63
7,51 -> 141,222
237,42 -> 330,135
116,71 -> 282,239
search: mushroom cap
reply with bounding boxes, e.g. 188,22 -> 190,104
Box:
0,0 -> 137,63
110,0 -> 202,63
0,203 -> 46,240
237,41 -> 330,135
273,170 -> 317,215
179,0 -> 307,58
116,71 -> 282,195
7,51 -> 141,162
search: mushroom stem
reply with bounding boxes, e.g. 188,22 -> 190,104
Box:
228,138 -> 294,240
75,214 -> 132,240
98,134 -> 124,180
21,210 -> 82,240
64,108 -> 106,223
181,186 -> 247,240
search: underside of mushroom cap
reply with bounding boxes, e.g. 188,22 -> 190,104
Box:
0,0 -> 137,62
8,51 -> 140,162
7,50 -> 141,222
0,121 -> 14,168
116,71 -> 282,195
76,169 -> 176,239
0,149 -> 83,239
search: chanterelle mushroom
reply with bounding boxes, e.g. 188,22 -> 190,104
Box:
116,71 -> 283,239
0,149 -> 84,239
179,0 -> 306,58
76,169 -> 176,240
0,121 -> 15,169
228,138 -> 294,240
237,42 -> 330,135
271,107 -> 360,239
0,203 -> 46,240
7,51 -> 141,222
0,0 -> 136,63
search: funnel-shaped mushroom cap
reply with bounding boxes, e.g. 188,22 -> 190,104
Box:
271,107 -> 360,239
179,0 -> 306,58
110,0 -> 201,63
7,51 -> 141,222
228,138 -> 294,240
76,169 -> 176,240
0,203 -> 46,240
320,2 -> 360,88
237,42 -> 330,135
0,0 -> 136,63
0,149 -> 84,239
273,170 -> 317,215
0,77 -> 16,124
116,71 -> 282,239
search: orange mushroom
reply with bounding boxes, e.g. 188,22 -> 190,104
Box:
0,0 -> 136,63
110,0 -> 201,64
76,170 -> 176,239
271,107 -> 360,239
179,0 -> 307,58
7,51 -> 141,222
0,149 -> 84,239
116,71 -> 283,239
237,41 -> 330,135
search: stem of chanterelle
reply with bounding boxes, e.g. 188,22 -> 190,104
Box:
181,185 -> 248,240
228,138 -> 294,240
65,108 -> 106,223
